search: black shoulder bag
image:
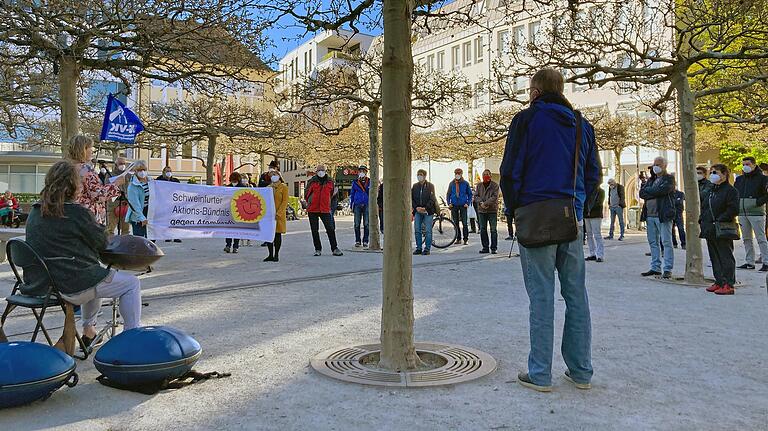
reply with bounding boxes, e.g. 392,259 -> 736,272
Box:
514,111 -> 583,248
709,192 -> 740,241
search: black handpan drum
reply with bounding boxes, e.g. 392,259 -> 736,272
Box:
100,235 -> 164,270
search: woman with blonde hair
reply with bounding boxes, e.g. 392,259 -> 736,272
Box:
264,170 -> 288,262
67,134 -> 125,225
26,160 -> 142,347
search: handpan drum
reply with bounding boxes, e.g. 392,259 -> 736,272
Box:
100,235 -> 164,270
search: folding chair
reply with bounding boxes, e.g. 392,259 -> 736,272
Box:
0,238 -> 89,359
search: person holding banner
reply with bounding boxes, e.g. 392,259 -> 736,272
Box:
224,172 -> 245,254
305,165 -> 343,257
264,172 -> 288,262
126,160 -> 150,238
67,134 -> 124,225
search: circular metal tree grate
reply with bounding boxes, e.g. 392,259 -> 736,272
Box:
310,342 -> 497,387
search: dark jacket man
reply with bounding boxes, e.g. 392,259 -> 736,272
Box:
474,180 -> 500,213
585,187 -> 605,219
734,169 -> 768,216
607,183 -> 626,208
673,190 -> 685,215
500,92 -> 602,220
412,181 -> 438,215
698,177 -> 714,200
640,173 -> 676,223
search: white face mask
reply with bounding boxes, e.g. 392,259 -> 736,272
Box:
100,168 -> 107,174
417,175 -> 425,182
358,172 -> 366,179
709,173 -> 721,184
317,170 -> 326,178
696,173 -> 704,181
455,174 -> 462,181
165,171 -> 172,177
136,170 -> 148,179
652,166 -> 663,175
117,164 -> 126,171
271,175 -> 280,183
742,165 -> 753,174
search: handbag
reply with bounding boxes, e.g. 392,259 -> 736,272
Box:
514,111 -> 583,248
709,195 -> 740,240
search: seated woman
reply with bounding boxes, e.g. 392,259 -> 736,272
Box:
0,190 -> 19,226
26,160 -> 142,346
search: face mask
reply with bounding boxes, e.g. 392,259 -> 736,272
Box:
652,166 -> 662,175
696,174 -> 704,181
100,168 -> 107,174
317,170 -> 326,178
417,175 -> 425,182
482,175 -> 491,182
742,165 -> 753,174
271,175 -> 280,183
165,171 -> 172,178
709,173 -> 721,184
455,174 -> 462,181
117,164 -> 126,171
137,171 -> 148,179
358,172 -> 366,179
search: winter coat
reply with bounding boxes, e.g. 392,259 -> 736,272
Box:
25,202 -> 110,295
698,178 -> 714,201
412,181 -> 438,215
734,170 -> 768,216
499,92 -> 602,221
673,190 -> 685,215
350,177 -> 371,208
699,182 -> 739,239
608,184 -> 626,208
474,181 -> 499,213
156,175 -> 180,183
640,173 -> 676,223
446,179 -> 473,207
125,176 -> 149,223
377,183 -> 383,211
271,181 -> 288,234
305,176 -> 334,214
0,196 -> 19,211
585,187 -> 605,219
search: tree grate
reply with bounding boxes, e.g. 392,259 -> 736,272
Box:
310,342 -> 497,387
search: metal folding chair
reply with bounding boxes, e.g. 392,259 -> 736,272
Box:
0,238 -> 89,359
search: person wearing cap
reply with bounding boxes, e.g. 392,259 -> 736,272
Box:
350,165 -> 371,247
259,160 -> 280,187
446,167 -> 473,245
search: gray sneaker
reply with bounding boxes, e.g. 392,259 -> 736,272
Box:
332,249 -> 344,256
314,250 -> 322,256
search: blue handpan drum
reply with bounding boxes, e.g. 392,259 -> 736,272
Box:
94,326 -> 201,385
0,342 -> 78,408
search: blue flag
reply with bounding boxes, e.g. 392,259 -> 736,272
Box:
100,94 -> 144,144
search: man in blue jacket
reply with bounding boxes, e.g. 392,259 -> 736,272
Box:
350,165 -> 370,248
500,68 -> 601,393
639,157 -> 677,279
446,167 -> 473,245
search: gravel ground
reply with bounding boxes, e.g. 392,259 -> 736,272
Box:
1,217 -> 766,431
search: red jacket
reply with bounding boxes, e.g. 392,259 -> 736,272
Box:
0,196 -> 19,210
305,176 -> 334,213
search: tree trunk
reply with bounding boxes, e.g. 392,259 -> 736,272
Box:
367,107 -> 382,251
613,148 -> 622,177
379,0 -> 421,371
58,57 -> 80,155
206,135 -> 217,185
674,72 -> 704,283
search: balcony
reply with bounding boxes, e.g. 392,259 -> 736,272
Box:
316,51 -> 359,73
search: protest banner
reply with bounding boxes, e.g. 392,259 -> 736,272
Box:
147,181 -> 276,241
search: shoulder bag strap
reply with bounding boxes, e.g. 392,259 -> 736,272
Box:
573,110 -> 583,196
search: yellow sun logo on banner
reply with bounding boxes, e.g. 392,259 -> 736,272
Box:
231,189 -> 266,223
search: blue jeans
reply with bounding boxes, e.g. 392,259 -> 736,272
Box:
608,206 -> 624,237
414,212 -> 434,251
646,217 -> 674,272
353,205 -> 369,243
131,221 -> 147,238
519,226 -> 592,386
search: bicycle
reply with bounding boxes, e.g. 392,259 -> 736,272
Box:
429,197 -> 458,249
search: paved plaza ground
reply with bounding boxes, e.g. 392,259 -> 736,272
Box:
1,216 -> 766,430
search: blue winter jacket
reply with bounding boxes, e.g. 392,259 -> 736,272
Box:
499,93 -> 602,221
350,177 -> 370,208
446,179 -> 473,207
125,176 -> 148,223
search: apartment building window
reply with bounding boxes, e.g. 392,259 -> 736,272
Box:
462,41 -> 472,67
308,49 -> 312,68
497,30 -> 510,57
473,82 -> 486,109
514,75 -> 529,95
529,21 -> 541,44
427,54 -> 435,72
303,52 -> 308,73
437,50 -> 445,71
452,45 -> 460,69
513,25 -> 526,48
572,68 -> 589,92
474,36 -> 484,63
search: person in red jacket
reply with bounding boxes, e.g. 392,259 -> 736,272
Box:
305,164 -> 343,256
0,190 -> 19,226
